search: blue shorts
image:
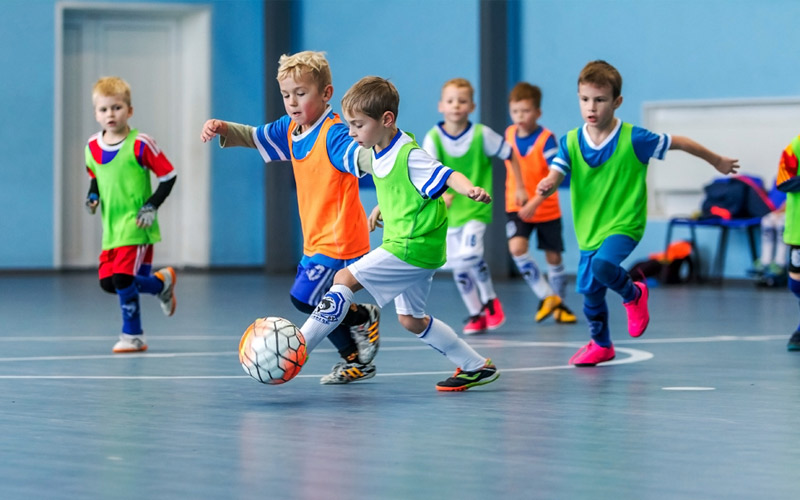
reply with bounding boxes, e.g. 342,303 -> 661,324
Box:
290,254 -> 363,307
576,234 -> 638,295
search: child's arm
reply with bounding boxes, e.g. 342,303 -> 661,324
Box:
445,171 -> 491,204
670,136 -> 739,175
85,178 -> 99,215
518,169 -> 566,220
368,205 -> 383,232
508,151 -> 528,207
201,120 -> 258,148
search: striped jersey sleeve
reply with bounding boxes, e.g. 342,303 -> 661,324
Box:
135,133 -> 176,181
326,122 -> 365,177
408,148 -> 454,199
253,115 -> 291,162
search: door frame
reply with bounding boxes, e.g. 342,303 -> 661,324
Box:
54,1 -> 211,269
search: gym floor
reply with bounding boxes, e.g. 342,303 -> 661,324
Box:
1,271 -> 798,499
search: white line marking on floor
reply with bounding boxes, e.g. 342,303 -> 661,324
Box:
662,387 -> 716,391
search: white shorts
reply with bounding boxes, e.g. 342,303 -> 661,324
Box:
349,247 -> 435,318
443,220 -> 486,270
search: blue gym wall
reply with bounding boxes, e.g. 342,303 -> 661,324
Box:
0,0 -> 796,278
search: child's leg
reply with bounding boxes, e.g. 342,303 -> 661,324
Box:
761,213 -> 778,267
589,235 -> 639,302
300,278 -> 360,353
113,273 -> 142,335
775,213 -> 787,268
787,245 -> 800,350
545,251 -> 566,299
583,289 -> 610,347
447,223 -> 492,316
133,245 -> 163,294
510,247 -> 555,298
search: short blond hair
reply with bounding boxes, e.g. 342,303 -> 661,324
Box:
442,77 -> 474,100
578,60 -> 622,99
276,51 -> 332,91
341,76 -> 399,121
92,76 -> 132,106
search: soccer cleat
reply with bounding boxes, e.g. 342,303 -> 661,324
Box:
112,334 -> 148,353
435,359 -> 500,392
535,295 -> 563,322
623,281 -> 649,337
350,304 -> 380,364
484,298 -> 506,330
154,267 -> 177,317
569,340 -> 615,366
463,313 -> 487,335
788,331 -> 800,352
320,361 -> 376,384
553,304 -> 578,324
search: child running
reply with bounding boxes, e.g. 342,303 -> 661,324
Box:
299,76 -> 500,391
84,76 -> 178,353
532,60 -> 739,366
775,136 -> 800,350
200,51 -> 379,384
506,82 -> 577,325
421,78 -> 521,334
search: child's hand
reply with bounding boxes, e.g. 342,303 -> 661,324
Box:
518,195 -> 542,220
85,193 -> 99,215
537,178 -> 555,196
200,119 -> 228,143
715,156 -> 740,175
136,203 -> 157,228
442,192 -> 454,209
468,187 -> 491,204
368,205 -> 383,232
515,187 -> 528,207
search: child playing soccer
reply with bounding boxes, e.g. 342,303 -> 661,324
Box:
84,77 -> 178,353
200,51 -> 380,384
506,82 -> 577,325
775,137 -> 800,350
421,78 -> 521,334
532,60 -> 739,366
298,76 -> 500,391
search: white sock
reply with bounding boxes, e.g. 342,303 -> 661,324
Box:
548,263 -> 566,299
512,253 -> 554,299
761,226 -> 776,267
453,268 -> 484,316
471,259 -> 497,304
300,284 -> 353,353
417,316 -> 485,371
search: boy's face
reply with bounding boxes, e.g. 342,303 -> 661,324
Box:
438,85 -> 475,125
279,73 -> 333,128
344,110 -> 390,150
93,94 -> 133,136
577,82 -> 622,129
508,98 -> 541,135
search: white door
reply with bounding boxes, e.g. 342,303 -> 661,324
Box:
56,5 -> 210,269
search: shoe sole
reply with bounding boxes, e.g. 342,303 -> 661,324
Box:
435,372 -> 500,392
486,317 -> 505,330
112,346 -> 148,354
155,267 -> 177,317
320,370 -> 376,385
573,355 -> 615,367
462,328 -> 487,335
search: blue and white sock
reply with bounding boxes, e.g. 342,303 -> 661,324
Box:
454,268 -> 484,316
471,259 -> 497,304
117,284 -> 142,335
512,253 -> 554,299
417,316 -> 485,371
300,284 -> 353,353
548,263 -> 567,299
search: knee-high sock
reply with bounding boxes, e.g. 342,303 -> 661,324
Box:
548,263 -> 567,299
470,259 -> 497,304
790,277 -> 800,331
417,316 -> 485,371
584,290 -> 610,347
591,258 -> 637,303
117,284 -> 142,335
761,226 -> 776,266
453,268 -> 484,316
135,274 -> 163,295
512,253 -> 554,299
300,284 -> 353,353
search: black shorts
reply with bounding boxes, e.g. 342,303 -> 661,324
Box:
790,245 -> 800,273
505,213 -> 564,252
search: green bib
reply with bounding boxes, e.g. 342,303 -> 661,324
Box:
428,124 -> 493,227
85,128 -> 161,250
375,141 -> 447,269
567,123 -> 647,251
785,136 -> 800,245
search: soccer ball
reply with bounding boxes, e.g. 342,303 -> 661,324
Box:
239,317 -> 307,385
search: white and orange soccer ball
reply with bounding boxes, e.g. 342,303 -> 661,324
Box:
239,317 -> 307,385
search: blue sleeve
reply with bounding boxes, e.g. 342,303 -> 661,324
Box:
543,134 -> 558,165
325,123 -> 360,176
631,126 -> 670,164
253,116 -> 291,161
551,135 -> 571,174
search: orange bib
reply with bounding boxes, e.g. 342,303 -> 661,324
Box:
505,125 -> 561,223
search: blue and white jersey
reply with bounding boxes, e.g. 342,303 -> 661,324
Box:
252,106 -> 362,177
514,125 -> 559,166
421,122 -> 512,161
365,130 -> 453,199
551,120 -> 671,175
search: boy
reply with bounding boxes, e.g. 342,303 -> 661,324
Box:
422,78 -> 521,334
298,76 -> 499,392
533,60 -> 738,366
506,82 -> 576,325
775,137 -> 800,350
84,76 -> 178,353
200,51 -> 380,384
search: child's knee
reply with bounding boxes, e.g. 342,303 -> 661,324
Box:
591,258 -> 619,283
508,237 -> 529,256
111,273 -> 135,290
398,314 -> 426,334
99,277 -> 116,294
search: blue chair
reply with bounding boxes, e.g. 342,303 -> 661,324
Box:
664,216 -> 760,283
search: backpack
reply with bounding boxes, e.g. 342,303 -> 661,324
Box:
629,241 -> 695,284
700,175 -> 775,220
